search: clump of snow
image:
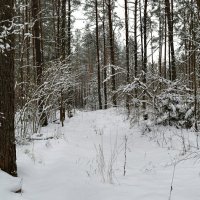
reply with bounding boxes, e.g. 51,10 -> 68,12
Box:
0,170 -> 21,200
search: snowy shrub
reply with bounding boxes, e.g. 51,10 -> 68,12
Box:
118,76 -> 153,121
15,60 -> 76,142
154,81 -> 196,128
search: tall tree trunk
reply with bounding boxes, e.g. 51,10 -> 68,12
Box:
25,0 -> 30,90
67,0 -> 71,59
142,0 -> 148,115
95,0 -> 102,109
19,17 -> 25,109
107,0 -> 117,106
56,0 -> 61,58
150,21 -> 155,90
193,38 -> 197,133
67,0 -> 74,117
32,0 -> 48,126
124,0 -> 130,114
134,0 -> 138,98
52,0 -> 56,59
158,0 -> 163,80
191,1 -> 198,133
61,0 -> 66,61
139,0 -> 144,68
134,0 -> 138,79
60,0 -> 67,126
165,0 -> 176,81
164,8 -> 167,79
183,10 -> 188,81
0,0 -> 17,177
103,0 -> 107,109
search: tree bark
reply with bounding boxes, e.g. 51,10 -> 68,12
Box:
134,0 -> 138,79
0,0 -> 17,176
67,0 -> 71,59
60,0 -> 67,125
142,0 -> 148,113
158,0 -> 163,80
56,0 -> 61,58
134,0 -> 138,98
139,0 -> 144,68
124,0 -> 130,114
95,0 -> 102,109
61,0 -> 67,61
165,0 -> 176,81
107,0 -> 117,106
103,0 -> 107,109
32,0 -> 48,126
164,6 -> 167,79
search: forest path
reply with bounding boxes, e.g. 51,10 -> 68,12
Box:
16,109 -> 200,200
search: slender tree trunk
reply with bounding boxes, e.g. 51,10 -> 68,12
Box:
66,0 -> 74,117
19,17 -> 25,109
67,0 -> 71,59
39,0 -> 44,64
52,0 -> 56,59
0,0 -> 17,177
60,0 -> 67,126
124,0 -> 130,114
165,0 -> 176,81
193,40 -> 197,132
183,10 -> 188,81
191,1 -> 198,132
61,0 -> 66,61
158,0 -> 163,80
142,0 -> 148,114
32,0 -> 48,126
56,0 -> 61,58
189,1 -> 195,89
134,0 -> 138,98
134,0 -> 138,79
107,0 -> 117,106
25,0 -> 30,89
139,0 -> 144,68
103,0 -> 107,109
164,9 -> 167,79
95,0 -> 102,109
150,21 -> 155,90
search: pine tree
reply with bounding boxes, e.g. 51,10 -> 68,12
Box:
107,0 -> 117,106
31,0 -> 48,126
95,0 -> 103,109
165,0 -> 176,81
0,0 -> 17,176
124,0 -> 130,114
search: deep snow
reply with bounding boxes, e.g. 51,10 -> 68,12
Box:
1,108 -> 200,200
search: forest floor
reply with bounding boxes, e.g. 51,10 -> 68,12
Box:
1,108 -> 200,200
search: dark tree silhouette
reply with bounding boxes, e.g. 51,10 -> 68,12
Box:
0,0 -> 17,177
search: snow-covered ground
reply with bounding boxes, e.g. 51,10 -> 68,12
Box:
1,108 -> 200,200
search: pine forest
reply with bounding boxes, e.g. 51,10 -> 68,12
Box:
1,0 -> 200,199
